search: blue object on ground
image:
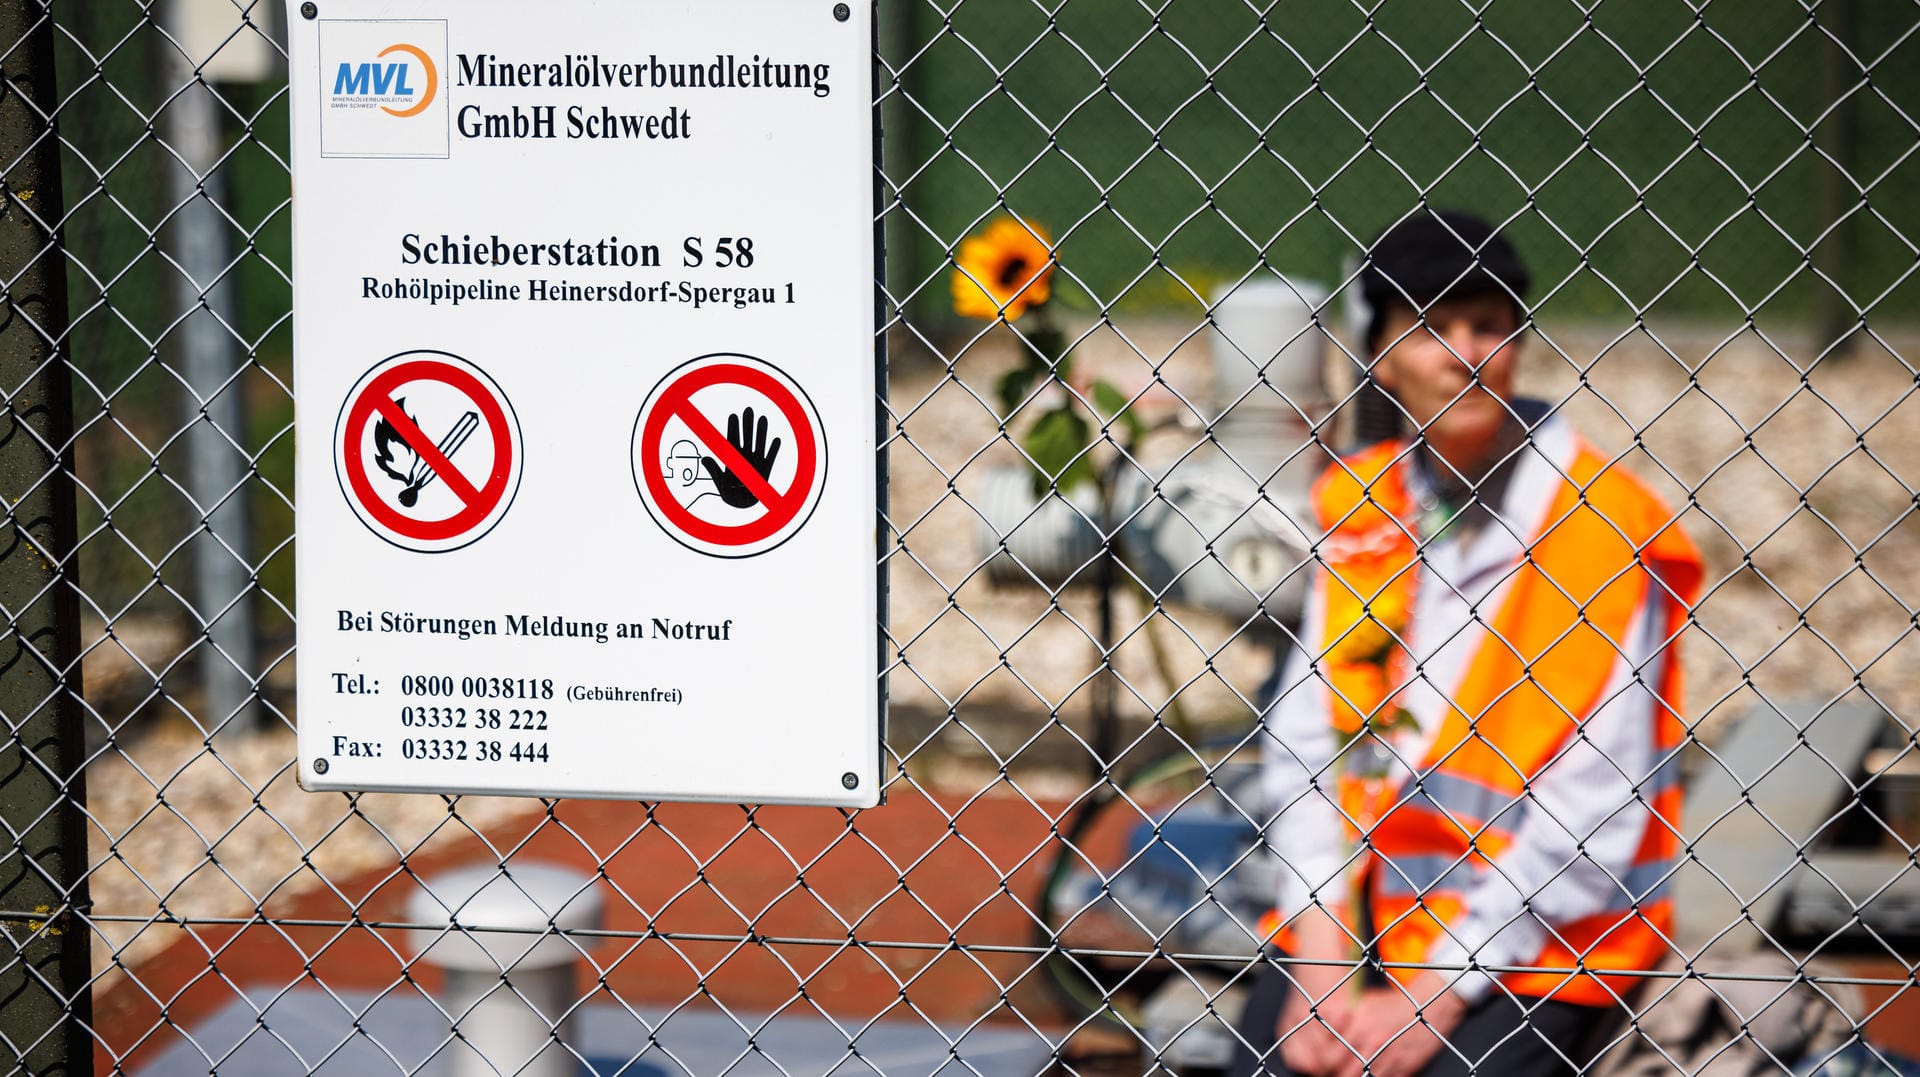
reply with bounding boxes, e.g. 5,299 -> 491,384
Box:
134,988 -> 1058,1076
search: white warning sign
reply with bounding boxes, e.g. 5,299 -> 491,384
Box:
287,0 -> 881,807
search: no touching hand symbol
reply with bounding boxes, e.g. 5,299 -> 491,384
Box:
701,406 -> 783,509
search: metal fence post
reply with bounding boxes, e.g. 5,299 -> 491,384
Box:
0,4 -> 93,1075
160,2 -> 260,738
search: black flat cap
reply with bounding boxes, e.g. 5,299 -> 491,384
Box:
1360,209 -> 1530,350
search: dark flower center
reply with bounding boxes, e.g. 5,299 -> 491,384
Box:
997,257 -> 1030,288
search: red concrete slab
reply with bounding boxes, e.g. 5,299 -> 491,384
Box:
94,787 -> 1082,1073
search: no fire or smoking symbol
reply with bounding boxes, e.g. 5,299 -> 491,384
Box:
335,351 -> 523,553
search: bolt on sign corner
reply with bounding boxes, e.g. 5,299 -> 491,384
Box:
286,0 -> 881,807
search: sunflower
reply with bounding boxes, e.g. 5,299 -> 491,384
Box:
1328,619 -> 1390,668
1325,587 -> 1409,667
1329,662 -> 1386,737
951,218 -> 1055,320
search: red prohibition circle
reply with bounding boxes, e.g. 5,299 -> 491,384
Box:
639,362 -> 819,548
340,359 -> 515,542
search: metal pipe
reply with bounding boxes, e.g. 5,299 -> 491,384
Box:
161,8 -> 258,735
410,863 -> 605,1077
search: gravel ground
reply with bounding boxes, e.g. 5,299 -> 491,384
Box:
83,721 -> 536,979
82,315 -> 1920,983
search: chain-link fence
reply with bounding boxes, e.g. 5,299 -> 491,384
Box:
4,0 -> 1919,1073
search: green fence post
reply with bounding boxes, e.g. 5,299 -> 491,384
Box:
880,0 -> 919,324
1814,0 -> 1858,357
0,2 -> 94,1074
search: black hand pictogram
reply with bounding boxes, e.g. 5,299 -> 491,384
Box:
701,406 -> 783,509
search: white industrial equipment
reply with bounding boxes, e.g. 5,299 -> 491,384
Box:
410,863 -> 605,1077
975,276 -> 1332,626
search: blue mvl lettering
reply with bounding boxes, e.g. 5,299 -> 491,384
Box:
333,62 -> 415,96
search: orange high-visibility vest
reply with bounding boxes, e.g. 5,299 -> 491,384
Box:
1280,435 -> 1701,1006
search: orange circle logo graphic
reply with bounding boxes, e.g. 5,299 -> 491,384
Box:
378,43 -> 438,118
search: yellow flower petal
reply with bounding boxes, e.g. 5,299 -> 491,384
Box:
1327,616 -> 1391,666
951,217 -> 1054,321
1330,663 -> 1386,736
1371,586 -> 1411,634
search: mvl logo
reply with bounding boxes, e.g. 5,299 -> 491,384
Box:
333,43 -> 439,117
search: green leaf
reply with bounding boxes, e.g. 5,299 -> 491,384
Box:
1051,348 -> 1075,385
1026,324 -> 1069,370
995,363 -> 1039,415
994,321 -> 1070,415
1090,379 -> 1145,441
1024,406 -> 1094,496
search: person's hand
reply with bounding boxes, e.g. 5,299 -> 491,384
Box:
1275,908 -> 1364,1076
701,406 -> 782,509
1279,984 -> 1355,1077
1330,973 -> 1468,1077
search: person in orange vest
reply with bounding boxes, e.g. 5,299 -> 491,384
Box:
1229,210 -> 1702,1077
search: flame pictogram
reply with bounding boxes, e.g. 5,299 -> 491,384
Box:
372,398 -> 479,507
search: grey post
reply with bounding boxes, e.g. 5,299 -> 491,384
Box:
0,2 -> 94,1074
162,0 -> 259,736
